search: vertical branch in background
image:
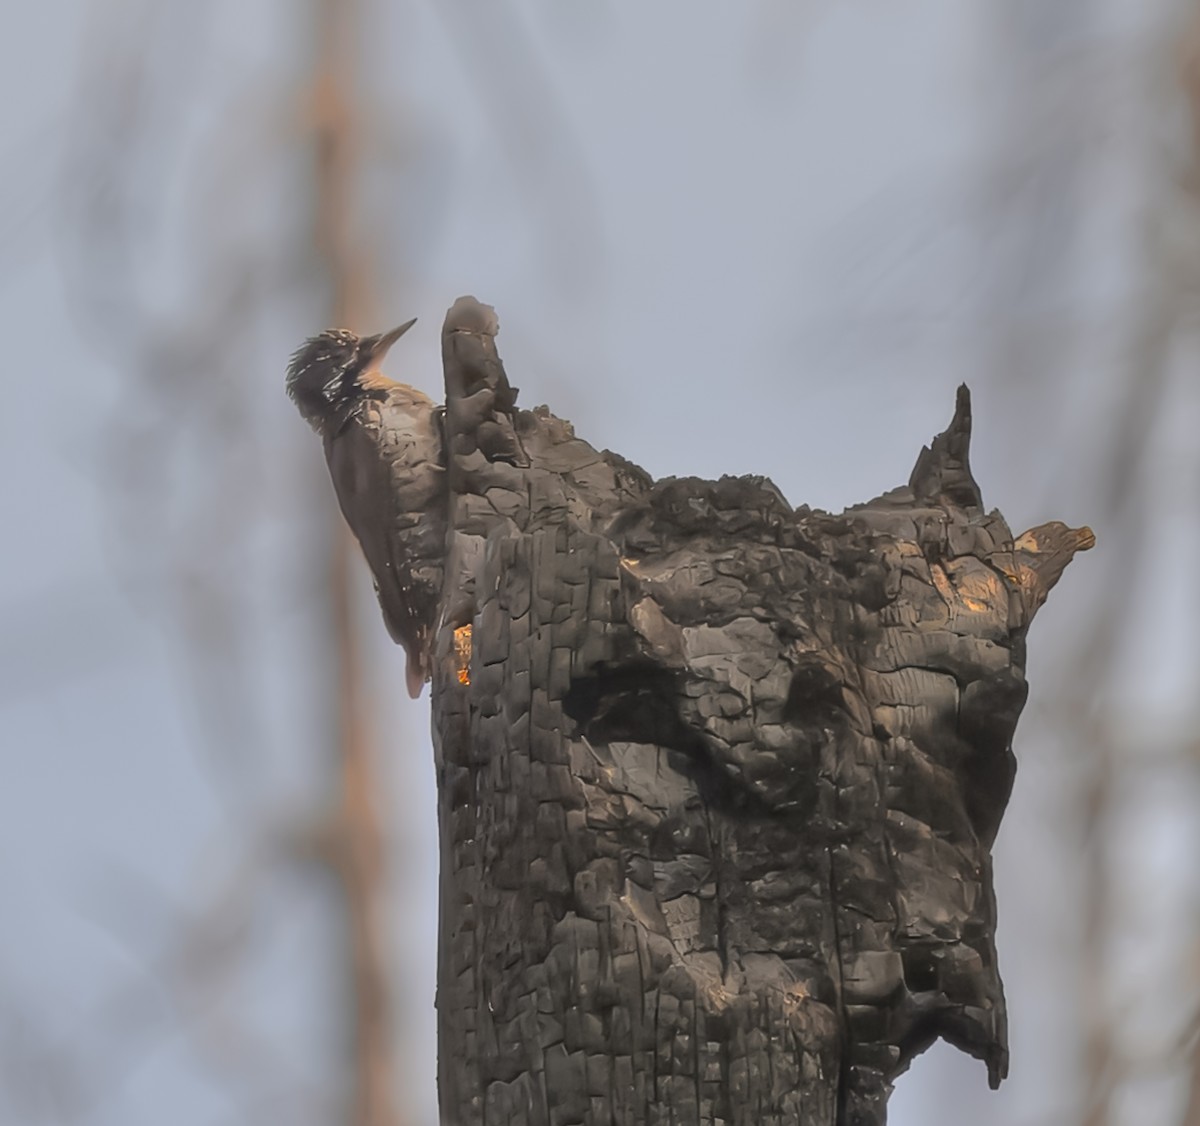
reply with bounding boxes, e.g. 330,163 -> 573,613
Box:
972,6 -> 1116,1123
307,1 -> 399,1124
1082,4 -> 1200,1122
1175,8 -> 1200,1123
1075,284 -> 1175,1126
1078,730 -> 1115,1126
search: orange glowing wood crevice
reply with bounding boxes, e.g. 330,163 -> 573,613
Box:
454,625 -> 472,685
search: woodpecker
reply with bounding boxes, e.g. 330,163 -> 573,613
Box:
287,319 -> 446,698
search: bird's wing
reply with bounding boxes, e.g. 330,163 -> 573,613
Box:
324,389 -> 445,697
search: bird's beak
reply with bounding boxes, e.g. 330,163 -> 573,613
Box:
367,317 -> 417,363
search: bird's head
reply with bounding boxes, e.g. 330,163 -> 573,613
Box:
286,318 -> 417,434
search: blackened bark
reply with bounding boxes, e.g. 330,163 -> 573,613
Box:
423,298 -> 1091,1126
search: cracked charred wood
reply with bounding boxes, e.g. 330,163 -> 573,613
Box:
290,296 -> 1093,1126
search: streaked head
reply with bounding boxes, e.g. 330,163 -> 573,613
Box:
286,318 -> 417,433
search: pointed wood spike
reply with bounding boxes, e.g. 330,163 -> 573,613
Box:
909,383 -> 984,512
440,295 -> 528,467
1005,521 -> 1096,623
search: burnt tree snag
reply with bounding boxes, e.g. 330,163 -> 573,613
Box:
300,296 -> 1094,1126
428,297 -> 1094,1126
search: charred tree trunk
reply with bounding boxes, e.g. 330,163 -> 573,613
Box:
298,296 -> 1093,1126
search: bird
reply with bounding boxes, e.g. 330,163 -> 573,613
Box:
286,319 -> 446,699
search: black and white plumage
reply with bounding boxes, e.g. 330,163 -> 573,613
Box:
287,319 -> 446,698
